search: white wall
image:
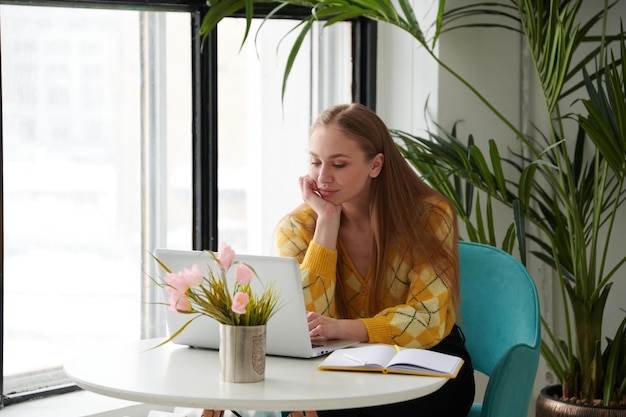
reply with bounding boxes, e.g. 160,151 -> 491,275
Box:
376,1 -> 626,415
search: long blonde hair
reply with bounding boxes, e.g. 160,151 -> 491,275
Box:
311,103 -> 460,318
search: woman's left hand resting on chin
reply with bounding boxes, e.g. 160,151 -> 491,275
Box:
307,311 -> 369,342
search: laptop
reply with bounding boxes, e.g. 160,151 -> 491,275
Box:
152,248 -> 359,358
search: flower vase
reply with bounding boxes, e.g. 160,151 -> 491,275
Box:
219,324 -> 266,383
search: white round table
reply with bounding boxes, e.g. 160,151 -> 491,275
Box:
64,338 -> 447,411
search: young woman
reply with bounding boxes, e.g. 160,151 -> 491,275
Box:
275,103 -> 475,417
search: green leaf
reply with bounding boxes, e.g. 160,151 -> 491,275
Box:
200,0 -> 247,40
518,163 -> 538,208
397,0 -> 423,43
603,315 -> 626,405
432,0 -> 445,47
488,139 -> 508,199
513,199 -> 526,265
281,17 -> 315,100
501,223 -> 517,254
148,315 -> 202,350
468,145 -> 497,192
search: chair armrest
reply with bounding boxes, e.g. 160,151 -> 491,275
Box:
481,343 -> 540,417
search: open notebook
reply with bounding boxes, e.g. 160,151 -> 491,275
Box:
153,248 -> 359,358
318,344 -> 464,378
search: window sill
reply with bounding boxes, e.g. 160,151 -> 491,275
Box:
1,390 -> 172,417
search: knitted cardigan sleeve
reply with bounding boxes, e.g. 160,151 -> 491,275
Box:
275,201 -> 457,349
274,205 -> 339,316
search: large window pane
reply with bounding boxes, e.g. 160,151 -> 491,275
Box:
217,18 -> 352,254
1,5 -> 192,395
1,2 -> 351,400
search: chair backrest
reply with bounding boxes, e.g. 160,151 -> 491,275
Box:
458,241 -> 540,417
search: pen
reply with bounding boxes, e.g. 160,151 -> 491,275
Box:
394,344 -> 401,352
342,353 -> 367,366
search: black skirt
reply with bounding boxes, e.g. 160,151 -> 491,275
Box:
317,325 -> 475,417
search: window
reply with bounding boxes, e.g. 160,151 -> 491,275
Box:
1,0 -> 371,405
1,5 -> 193,399
216,18 -> 352,253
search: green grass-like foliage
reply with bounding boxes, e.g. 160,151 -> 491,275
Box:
151,247 -> 282,348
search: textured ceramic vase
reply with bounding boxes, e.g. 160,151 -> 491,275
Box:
219,324 -> 266,383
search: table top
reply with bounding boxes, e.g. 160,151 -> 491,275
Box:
64,338 -> 447,411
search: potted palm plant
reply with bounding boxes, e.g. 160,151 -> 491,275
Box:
198,0 -> 626,412
393,2 -> 626,412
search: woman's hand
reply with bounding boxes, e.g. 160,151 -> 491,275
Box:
307,312 -> 369,342
299,176 -> 342,250
299,175 -> 341,217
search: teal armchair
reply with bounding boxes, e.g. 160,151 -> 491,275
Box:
458,241 -> 541,417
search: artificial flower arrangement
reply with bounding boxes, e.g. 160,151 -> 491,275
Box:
152,242 -> 282,346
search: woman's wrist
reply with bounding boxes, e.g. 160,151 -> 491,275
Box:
312,213 -> 341,249
340,319 -> 369,343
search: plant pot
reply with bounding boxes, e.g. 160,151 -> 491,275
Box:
218,324 -> 266,383
536,385 -> 626,417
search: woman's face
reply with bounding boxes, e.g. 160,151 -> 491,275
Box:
308,125 -> 383,206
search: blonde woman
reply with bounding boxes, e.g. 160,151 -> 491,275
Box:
276,103 -> 475,417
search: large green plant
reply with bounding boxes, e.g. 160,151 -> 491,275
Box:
395,1 -> 626,405
199,0 -> 626,405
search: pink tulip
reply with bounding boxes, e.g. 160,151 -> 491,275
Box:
231,291 -> 249,315
165,264 -> 203,295
183,264 -> 203,287
216,242 -> 235,270
235,264 -> 253,285
165,271 -> 189,294
169,293 -> 192,312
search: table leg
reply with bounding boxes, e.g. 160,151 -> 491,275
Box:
202,410 -> 224,417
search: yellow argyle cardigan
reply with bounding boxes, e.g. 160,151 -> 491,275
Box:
275,200 -> 457,349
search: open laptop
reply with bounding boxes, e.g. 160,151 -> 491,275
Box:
152,248 -> 359,358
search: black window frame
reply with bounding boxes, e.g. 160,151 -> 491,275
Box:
0,0 -> 376,406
